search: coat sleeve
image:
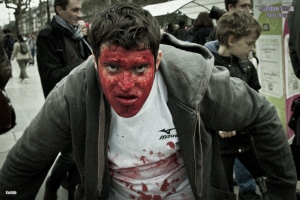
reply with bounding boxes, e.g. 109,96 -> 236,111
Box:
10,43 -> 18,61
37,30 -> 84,97
200,66 -> 297,200
0,87 -> 72,199
288,0 -> 300,78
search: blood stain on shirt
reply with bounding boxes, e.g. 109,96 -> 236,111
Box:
142,182 -> 148,191
167,141 -> 175,148
140,156 -> 147,164
160,178 -> 180,191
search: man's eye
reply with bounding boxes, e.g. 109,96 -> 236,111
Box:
134,65 -> 147,73
107,65 -> 119,72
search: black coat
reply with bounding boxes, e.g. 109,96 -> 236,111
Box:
37,17 -> 91,98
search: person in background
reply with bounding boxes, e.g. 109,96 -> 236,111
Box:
0,2 -> 297,200
173,20 -> 187,41
185,12 -> 213,45
165,23 -> 175,36
0,29 -> 15,134
205,10 -> 267,200
2,29 -> 14,60
36,0 -> 92,199
78,20 -> 90,44
27,34 -> 37,65
10,35 -> 32,84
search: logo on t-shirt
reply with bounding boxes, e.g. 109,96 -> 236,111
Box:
159,128 -> 177,140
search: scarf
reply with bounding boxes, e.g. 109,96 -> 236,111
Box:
54,15 -> 92,57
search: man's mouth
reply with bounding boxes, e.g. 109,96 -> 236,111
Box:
116,94 -> 138,105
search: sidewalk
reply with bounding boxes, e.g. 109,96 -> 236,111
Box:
0,60 -> 67,199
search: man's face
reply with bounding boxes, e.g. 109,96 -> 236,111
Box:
96,45 -> 162,118
56,0 -> 82,26
78,20 -> 87,35
229,0 -> 251,12
230,32 -> 257,59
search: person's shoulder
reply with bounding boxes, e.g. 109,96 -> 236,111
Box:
38,25 -> 56,36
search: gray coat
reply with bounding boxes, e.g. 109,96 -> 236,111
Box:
0,33 -> 297,200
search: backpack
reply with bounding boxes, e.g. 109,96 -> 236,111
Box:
19,42 -> 28,54
4,36 -> 14,52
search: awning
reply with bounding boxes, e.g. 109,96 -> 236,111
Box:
143,0 -> 226,19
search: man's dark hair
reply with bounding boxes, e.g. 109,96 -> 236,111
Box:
178,20 -> 185,29
194,12 -> 214,28
54,0 -> 69,15
225,0 -> 239,11
90,2 -> 161,67
2,29 -> 12,34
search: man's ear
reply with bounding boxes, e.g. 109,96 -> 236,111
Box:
56,6 -> 62,15
92,52 -> 98,70
228,35 -> 235,47
155,50 -> 163,71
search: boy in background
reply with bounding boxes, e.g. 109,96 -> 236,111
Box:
205,10 -> 267,200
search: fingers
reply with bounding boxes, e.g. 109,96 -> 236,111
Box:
218,131 -> 236,138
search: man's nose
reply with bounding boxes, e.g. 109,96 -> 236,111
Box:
77,11 -> 82,18
118,72 -> 134,91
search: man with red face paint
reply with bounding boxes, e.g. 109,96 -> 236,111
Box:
0,2 -> 297,200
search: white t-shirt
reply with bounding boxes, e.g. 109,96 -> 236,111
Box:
107,71 -> 194,200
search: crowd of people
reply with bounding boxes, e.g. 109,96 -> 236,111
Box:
0,0 -> 300,200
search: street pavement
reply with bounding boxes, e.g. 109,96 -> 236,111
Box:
0,60 -> 68,199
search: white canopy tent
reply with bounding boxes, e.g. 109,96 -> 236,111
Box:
143,0 -> 226,19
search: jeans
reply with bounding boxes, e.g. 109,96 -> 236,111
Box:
221,150 -> 265,192
30,49 -> 36,62
234,158 -> 256,194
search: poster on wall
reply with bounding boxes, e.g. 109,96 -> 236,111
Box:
256,35 -> 283,98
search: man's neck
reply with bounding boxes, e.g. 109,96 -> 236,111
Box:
218,45 -> 232,57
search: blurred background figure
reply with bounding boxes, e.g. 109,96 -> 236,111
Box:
27,34 -> 37,65
78,20 -> 90,44
173,20 -> 187,41
185,12 -> 213,45
10,35 -> 32,84
165,23 -> 175,36
2,29 -> 15,60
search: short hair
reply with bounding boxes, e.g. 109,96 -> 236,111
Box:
225,0 -> 239,11
193,12 -> 214,28
216,10 -> 261,48
90,2 -> 161,67
178,20 -> 185,28
54,0 -> 69,15
2,29 -> 12,34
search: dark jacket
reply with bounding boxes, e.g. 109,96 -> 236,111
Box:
186,26 -> 213,45
37,16 -> 91,98
205,40 -> 261,154
0,33 -> 297,200
288,0 -> 300,79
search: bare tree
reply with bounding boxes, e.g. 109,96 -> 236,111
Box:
4,0 -> 32,35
